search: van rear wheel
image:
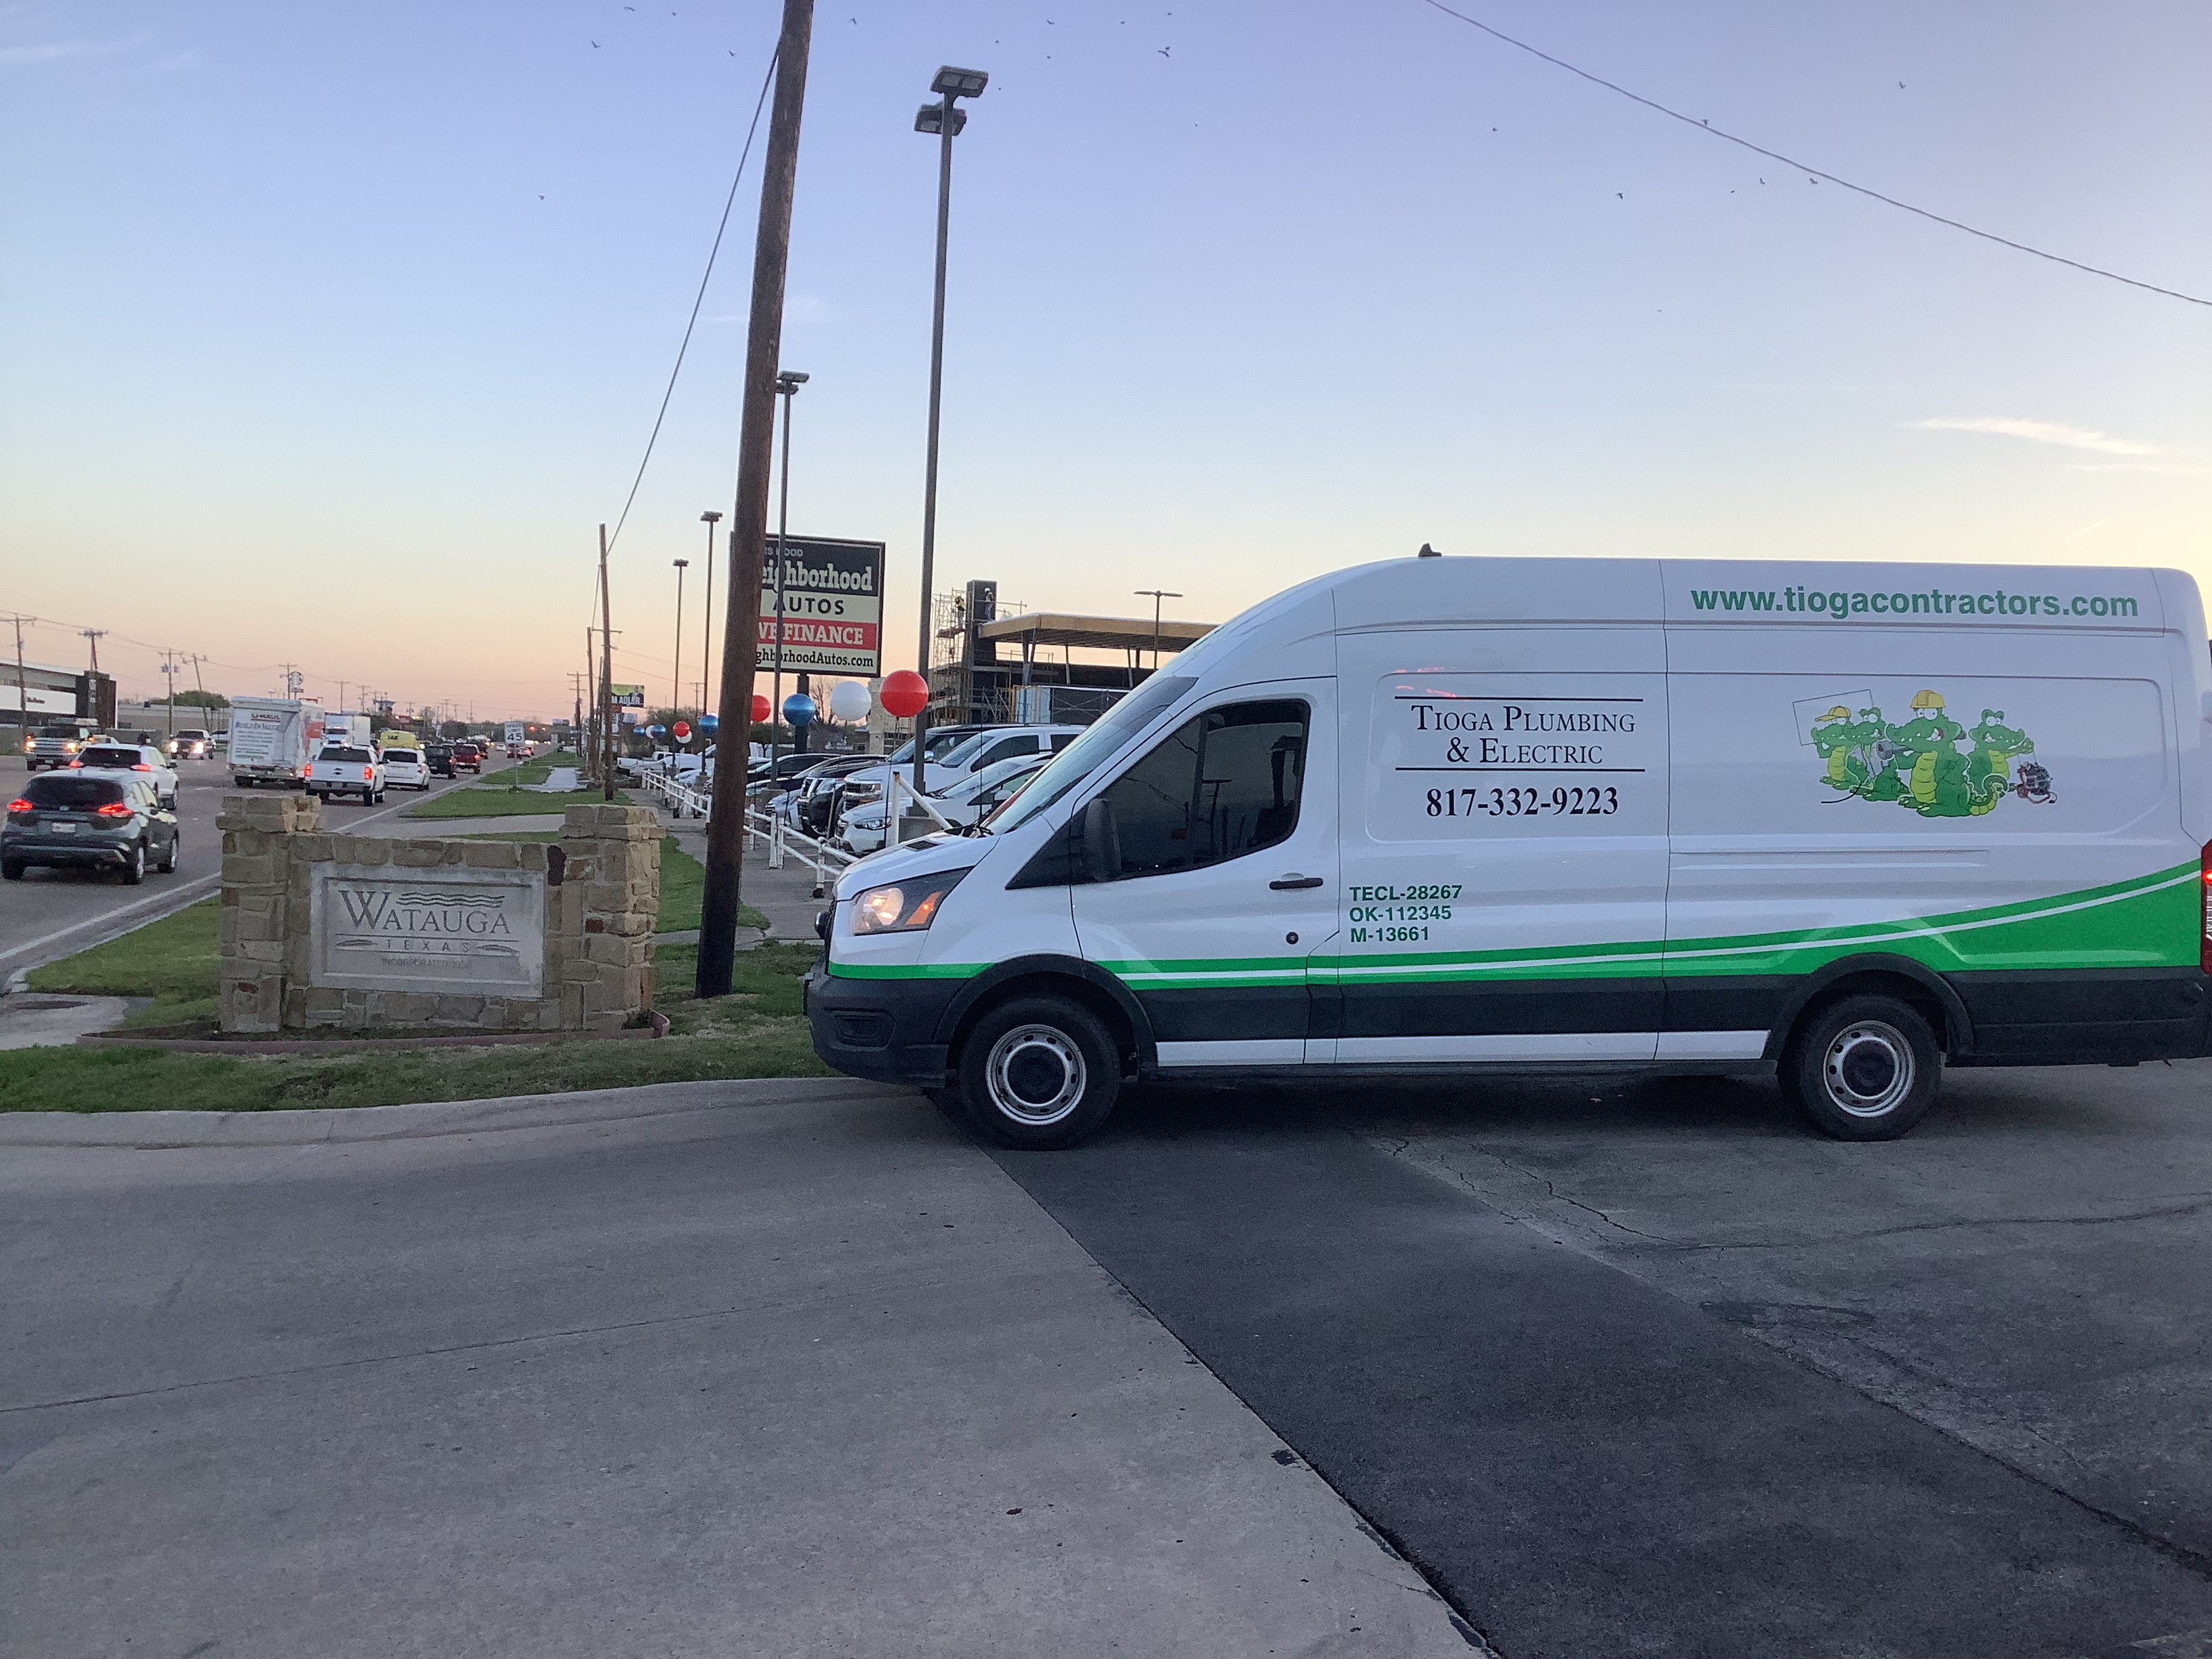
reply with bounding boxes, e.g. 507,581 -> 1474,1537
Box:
958,996 -> 1121,1150
1782,994 -> 1942,1141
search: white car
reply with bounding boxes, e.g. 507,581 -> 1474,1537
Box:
71,743 -> 180,806
834,726 -> 1084,825
382,747 -> 432,790
839,754 -> 1050,855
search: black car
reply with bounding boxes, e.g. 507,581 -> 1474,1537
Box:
3,774 -> 179,884
425,745 -> 457,778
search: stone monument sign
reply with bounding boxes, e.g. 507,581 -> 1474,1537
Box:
218,794 -> 660,1034
312,865 -> 548,997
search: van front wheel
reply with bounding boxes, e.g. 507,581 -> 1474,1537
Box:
1783,994 -> 1942,1142
958,996 -> 1121,1150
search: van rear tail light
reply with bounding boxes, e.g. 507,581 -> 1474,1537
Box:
2202,842 -> 2212,974
95,802 -> 133,819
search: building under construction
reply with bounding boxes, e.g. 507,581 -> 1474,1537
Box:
925,579 -> 1214,726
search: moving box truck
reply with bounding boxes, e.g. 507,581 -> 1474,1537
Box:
808,555 -> 2212,1147
228,697 -> 326,788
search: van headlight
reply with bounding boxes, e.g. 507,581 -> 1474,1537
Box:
850,871 -> 966,935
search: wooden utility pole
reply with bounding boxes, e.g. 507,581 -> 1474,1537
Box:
7,614 -> 32,746
599,524 -> 617,801
699,0 -> 816,999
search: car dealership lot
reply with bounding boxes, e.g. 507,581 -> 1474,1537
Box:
3,1061 -> 2210,1656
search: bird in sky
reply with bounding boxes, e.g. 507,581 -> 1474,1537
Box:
1158,45 -> 1170,56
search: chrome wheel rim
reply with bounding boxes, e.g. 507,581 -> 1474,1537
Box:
984,1024 -> 1086,1126
1824,1021 -> 1914,1117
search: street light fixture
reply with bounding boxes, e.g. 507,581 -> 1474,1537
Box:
697,510 -> 722,722
908,63 -> 986,803
769,369 -> 808,766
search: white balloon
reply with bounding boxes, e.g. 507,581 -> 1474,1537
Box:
827,680 -> 872,722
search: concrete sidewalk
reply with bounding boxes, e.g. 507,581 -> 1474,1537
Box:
0,1080 -> 1472,1658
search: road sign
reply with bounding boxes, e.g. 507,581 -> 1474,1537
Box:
758,535 -> 885,676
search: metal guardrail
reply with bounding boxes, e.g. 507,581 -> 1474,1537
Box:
635,767 -> 859,894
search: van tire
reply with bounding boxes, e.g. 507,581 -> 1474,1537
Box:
1782,994 -> 1942,1142
957,995 -> 1121,1150
119,843 -> 145,886
159,833 -> 179,874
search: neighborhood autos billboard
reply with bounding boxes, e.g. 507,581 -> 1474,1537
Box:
758,535 -> 884,676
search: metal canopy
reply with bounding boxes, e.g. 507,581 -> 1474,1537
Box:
975,612 -> 1215,654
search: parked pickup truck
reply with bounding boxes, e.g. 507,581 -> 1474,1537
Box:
306,745 -> 386,806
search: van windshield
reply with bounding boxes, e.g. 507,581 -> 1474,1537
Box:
985,676 -> 1197,834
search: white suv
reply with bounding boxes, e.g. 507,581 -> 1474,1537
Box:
382,747 -> 432,790
72,743 -> 180,807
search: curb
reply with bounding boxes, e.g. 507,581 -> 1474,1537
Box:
75,1009 -> 672,1054
0,1074 -> 897,1149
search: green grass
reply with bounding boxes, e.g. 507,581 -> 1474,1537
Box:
0,887 -> 813,1114
439,834 -> 762,933
508,749 -> 579,786
26,897 -> 220,1028
0,1023 -> 829,1113
403,785 -> 628,820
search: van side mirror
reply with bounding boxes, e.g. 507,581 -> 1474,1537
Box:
1080,796 -> 1120,884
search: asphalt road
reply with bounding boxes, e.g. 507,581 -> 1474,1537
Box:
0,752 -> 513,977
991,1061 -> 2212,1659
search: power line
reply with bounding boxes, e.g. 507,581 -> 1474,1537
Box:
601,49 -> 781,561
1416,0 -> 2212,309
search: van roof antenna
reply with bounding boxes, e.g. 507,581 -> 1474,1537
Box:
1416,542 -> 1441,558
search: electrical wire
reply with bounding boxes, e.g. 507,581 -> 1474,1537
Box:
600,48 -> 780,561
1416,0 -> 2212,309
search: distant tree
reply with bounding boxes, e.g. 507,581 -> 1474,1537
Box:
158,689 -> 230,709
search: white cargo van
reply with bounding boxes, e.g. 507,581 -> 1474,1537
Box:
806,556 -> 2212,1148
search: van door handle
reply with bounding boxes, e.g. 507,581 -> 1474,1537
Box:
1269,874 -> 1324,890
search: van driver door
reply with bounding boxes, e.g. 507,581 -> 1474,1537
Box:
1069,681 -> 1338,1069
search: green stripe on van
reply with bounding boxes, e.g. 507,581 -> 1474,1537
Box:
829,863 -> 2202,987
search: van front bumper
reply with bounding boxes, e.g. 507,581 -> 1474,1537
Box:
805,962 -> 960,1088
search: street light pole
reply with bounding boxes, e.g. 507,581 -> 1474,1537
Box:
910,66 -> 987,803
671,558 -> 689,736
698,510 -> 721,724
768,370 -> 807,768
1133,589 -> 1182,677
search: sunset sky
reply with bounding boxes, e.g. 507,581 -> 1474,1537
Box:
4,0 -> 2207,718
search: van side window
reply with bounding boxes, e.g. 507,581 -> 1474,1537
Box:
1099,699 -> 1307,878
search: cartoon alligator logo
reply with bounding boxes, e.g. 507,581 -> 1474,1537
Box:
1810,692 -> 2051,817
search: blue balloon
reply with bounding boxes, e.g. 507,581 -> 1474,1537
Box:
782,693 -> 817,726
698,714 -> 719,732
646,724 -> 665,737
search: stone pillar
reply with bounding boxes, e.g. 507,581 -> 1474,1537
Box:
218,791 -> 323,1033
554,803 -> 663,1031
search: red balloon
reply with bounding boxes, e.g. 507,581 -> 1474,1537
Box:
671,720 -> 690,740
880,669 -> 928,719
750,694 -> 771,723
